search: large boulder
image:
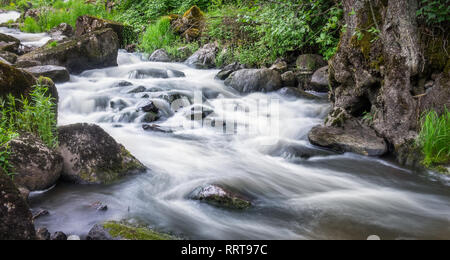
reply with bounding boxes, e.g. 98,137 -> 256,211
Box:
7,133 -> 63,195
0,33 -> 20,54
17,28 -> 119,74
75,15 -> 133,48
0,169 -> 36,240
0,62 -> 58,103
308,117 -> 388,156
148,49 -> 170,62
224,69 -> 282,93
185,43 -> 218,69
309,66 -> 330,92
49,23 -> 74,42
23,65 -> 70,83
57,123 -> 146,184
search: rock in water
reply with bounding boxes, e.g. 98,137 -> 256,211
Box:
36,227 -> 51,240
75,15 -> 133,48
224,69 -> 282,93
185,43 -> 218,69
0,169 -> 36,240
57,123 -> 146,184
308,118 -> 388,156
51,231 -> 68,240
0,33 -> 20,54
191,185 -> 251,210
149,49 -> 171,62
7,133 -> 63,196
17,28 -> 119,74
23,65 -> 70,83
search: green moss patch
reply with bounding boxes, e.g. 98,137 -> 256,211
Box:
103,221 -> 175,240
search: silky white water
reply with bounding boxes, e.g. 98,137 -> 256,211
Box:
1,11 -> 448,239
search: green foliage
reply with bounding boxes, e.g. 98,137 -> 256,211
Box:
417,0 -> 450,24
20,16 -> 41,33
418,107 -> 450,167
48,41 -> 58,48
0,83 -> 58,176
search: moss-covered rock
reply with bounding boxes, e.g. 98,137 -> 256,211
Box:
17,28 -> 119,74
171,5 -> 205,42
0,32 -> 20,54
57,123 -> 146,185
0,169 -> 36,240
87,221 -> 176,240
191,185 -> 252,210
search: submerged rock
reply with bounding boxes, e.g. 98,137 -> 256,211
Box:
87,221 -> 175,240
149,49 -> 171,62
57,123 -> 146,184
185,43 -> 218,69
18,28 -> 119,74
7,134 -> 62,195
308,119 -> 388,156
23,65 -> 70,83
0,169 -> 36,240
142,124 -> 174,133
191,185 -> 251,210
225,69 -> 282,93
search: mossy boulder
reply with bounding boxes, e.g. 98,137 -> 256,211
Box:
0,169 -> 36,240
87,221 -> 175,240
7,133 -> 63,197
171,5 -> 205,42
0,33 -> 20,54
191,185 -> 251,210
17,28 -> 119,74
75,15 -> 134,48
57,123 -> 146,185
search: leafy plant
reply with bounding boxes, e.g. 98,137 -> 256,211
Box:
417,0 -> 450,24
418,107 -> 450,167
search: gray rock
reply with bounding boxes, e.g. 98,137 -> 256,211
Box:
36,227 -> 51,240
128,86 -> 146,93
296,54 -> 327,72
269,58 -> 288,73
128,68 -> 185,79
149,49 -> 171,62
277,87 -> 321,100
281,71 -> 297,87
51,231 -> 68,240
309,66 -> 330,92
23,65 -> 70,83
225,69 -> 282,93
57,123 -> 146,184
215,62 -> 244,80
185,43 -> 218,69
49,23 -> 74,42
0,51 -> 18,64
0,33 -> 20,54
7,133 -> 63,196
191,185 -> 251,210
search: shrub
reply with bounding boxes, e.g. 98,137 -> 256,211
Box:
417,0 -> 450,24
418,107 -> 450,167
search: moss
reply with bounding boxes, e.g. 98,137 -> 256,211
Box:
424,36 -> 450,73
102,221 -> 175,240
203,194 -> 251,210
183,5 -> 204,19
370,56 -> 385,71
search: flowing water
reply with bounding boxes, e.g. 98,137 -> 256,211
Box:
1,12 -> 449,240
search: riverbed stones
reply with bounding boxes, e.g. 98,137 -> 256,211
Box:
0,169 -> 36,240
224,69 -> 282,93
23,65 -> 70,83
308,119 -> 388,156
185,43 -> 218,69
149,49 -> 171,62
18,28 -> 119,74
57,123 -> 146,184
191,185 -> 251,210
7,133 -> 63,195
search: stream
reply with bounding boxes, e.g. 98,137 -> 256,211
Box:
1,11 -> 449,240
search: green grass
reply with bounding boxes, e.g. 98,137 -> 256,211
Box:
0,83 -> 58,176
418,107 -> 450,167
103,221 -> 175,240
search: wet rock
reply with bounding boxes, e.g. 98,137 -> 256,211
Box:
36,227 -> 51,240
0,33 -> 20,54
87,221 -> 175,240
23,65 -> 70,83
191,185 -> 251,210
32,209 -> 50,220
296,54 -> 327,72
0,169 -> 36,240
185,43 -> 218,69
14,59 -> 40,68
67,235 -> 81,240
308,119 -> 388,156
18,28 -> 119,74
270,58 -> 288,73
142,112 -> 160,123
75,15 -> 133,48
215,62 -> 245,80
110,98 -> 128,111
90,201 -> 108,211
51,231 -> 67,240
128,86 -> 146,93
113,80 -> 133,88
125,44 -> 137,53
149,49 -> 171,62
309,66 -> 330,92
49,23 -> 74,42
57,123 -> 146,184
281,71 -> 297,87
7,133 -> 63,195
277,87 -> 321,100
128,68 -> 185,79
142,124 -> 173,133
0,50 -> 18,64
225,69 -> 282,93
141,102 -> 159,113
